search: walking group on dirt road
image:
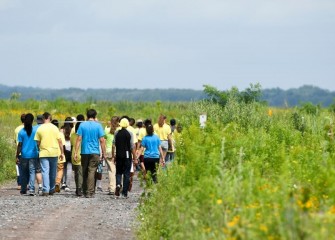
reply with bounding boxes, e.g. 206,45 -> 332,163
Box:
15,109 -> 182,199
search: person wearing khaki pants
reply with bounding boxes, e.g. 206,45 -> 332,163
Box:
74,109 -> 106,198
51,119 -> 66,193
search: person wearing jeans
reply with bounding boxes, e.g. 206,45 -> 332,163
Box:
16,113 -> 39,195
34,112 -> 64,196
40,157 -> 58,194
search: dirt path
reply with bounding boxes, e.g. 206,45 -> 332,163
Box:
0,172 -> 143,240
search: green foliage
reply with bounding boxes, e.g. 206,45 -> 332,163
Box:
0,136 -> 16,182
299,102 -> 320,115
137,99 -> 335,239
203,83 -> 263,107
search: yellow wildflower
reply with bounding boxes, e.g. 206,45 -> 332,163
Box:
328,206 -> 335,214
260,224 -> 268,233
227,216 -> 240,227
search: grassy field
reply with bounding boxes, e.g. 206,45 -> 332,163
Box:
1,98 -> 335,239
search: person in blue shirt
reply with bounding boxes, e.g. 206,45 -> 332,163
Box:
137,124 -> 164,184
16,113 -> 39,196
74,109 -> 106,198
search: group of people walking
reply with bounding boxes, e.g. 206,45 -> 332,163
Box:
14,109 -> 181,198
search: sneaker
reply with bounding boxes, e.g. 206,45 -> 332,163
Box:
49,190 -> 55,196
108,191 -> 114,195
55,184 -> 60,193
96,187 -> 103,192
121,194 -> 129,199
115,185 -> 121,196
29,191 -> 35,196
38,187 -> 43,195
76,188 -> 83,197
64,186 -> 71,192
41,192 -> 49,196
61,183 -> 66,190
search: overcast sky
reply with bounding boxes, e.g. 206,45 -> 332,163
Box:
0,0 -> 334,91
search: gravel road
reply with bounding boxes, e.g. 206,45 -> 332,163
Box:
0,171 -> 143,240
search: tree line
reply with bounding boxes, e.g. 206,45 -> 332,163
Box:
1,84 -> 335,107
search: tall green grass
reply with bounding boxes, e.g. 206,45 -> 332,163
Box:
137,99 -> 335,239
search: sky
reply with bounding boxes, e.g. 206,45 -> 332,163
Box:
0,0 -> 334,91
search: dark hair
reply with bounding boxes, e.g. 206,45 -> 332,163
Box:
170,119 -> 176,126
144,119 -> 152,128
87,109 -> 97,119
110,116 -> 120,134
75,114 -> 85,133
129,118 -> 135,126
20,114 -> 26,123
63,117 -> 73,141
136,122 -> 143,128
146,124 -> 154,136
120,115 -> 130,121
24,113 -> 34,137
43,112 -> 52,121
51,119 -> 59,128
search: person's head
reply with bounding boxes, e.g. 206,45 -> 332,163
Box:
144,118 -> 152,128
36,115 -> 44,124
146,124 -> 154,136
51,119 -> 59,128
170,118 -> 176,132
64,116 -> 74,129
24,113 -> 34,137
86,109 -> 97,119
177,124 -> 183,133
63,117 -> 73,140
75,114 -> 85,133
20,114 -> 26,123
129,118 -> 135,127
43,112 -> 52,122
136,119 -> 143,128
119,118 -> 129,128
170,119 -> 176,126
110,116 -> 120,134
158,114 -> 166,127
120,115 -> 130,121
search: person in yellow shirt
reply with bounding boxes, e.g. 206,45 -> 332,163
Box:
153,114 -> 172,161
34,112 -> 64,196
127,117 -> 138,191
51,119 -> 66,193
165,118 -> 177,166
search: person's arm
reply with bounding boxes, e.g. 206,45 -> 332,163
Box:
15,142 -> 22,164
111,144 -> 116,164
99,137 -> 106,160
74,135 -> 82,161
159,145 -> 165,166
58,138 -> 65,161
